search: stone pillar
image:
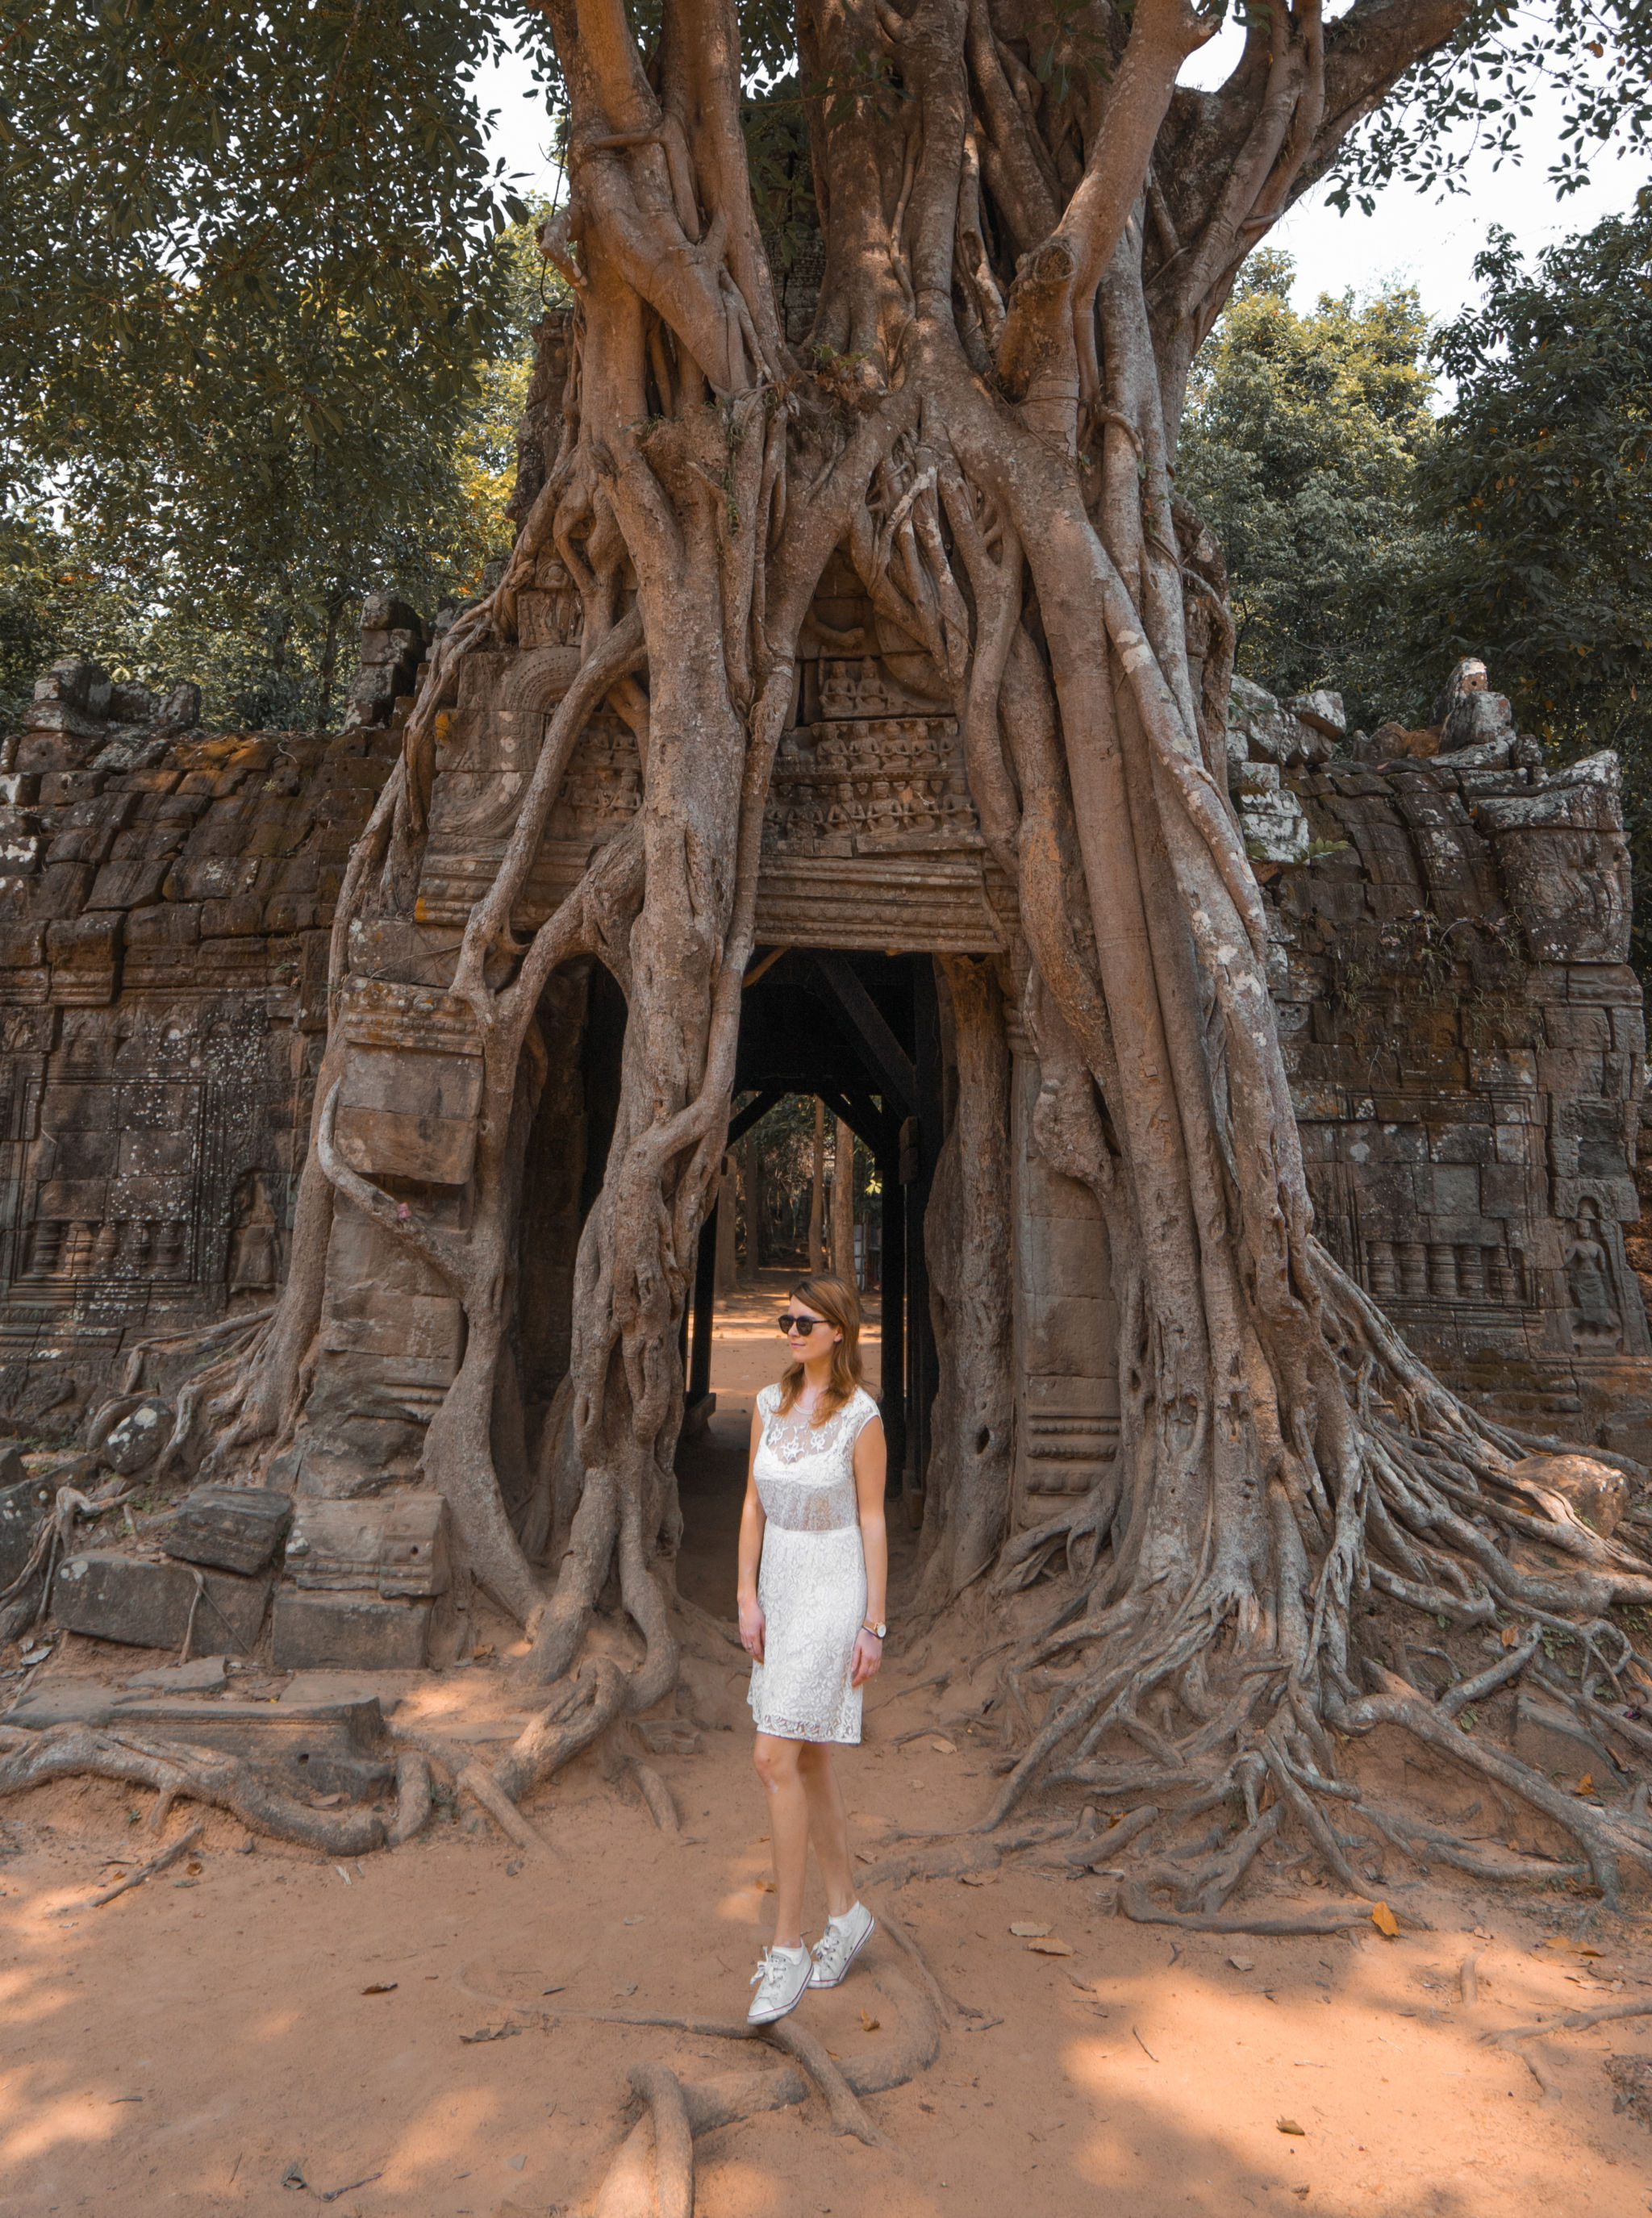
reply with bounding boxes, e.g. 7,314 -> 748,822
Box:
1006,1014 -> 1121,1528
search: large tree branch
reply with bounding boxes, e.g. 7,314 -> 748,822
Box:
994,0 -> 1213,436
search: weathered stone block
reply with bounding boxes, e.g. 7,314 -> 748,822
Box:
270,1590 -> 432,1670
335,1042 -> 483,1185
161,1486 -> 294,1575
0,1468 -> 53,1586
52,1551 -> 271,1650
284,1493 -> 449,1596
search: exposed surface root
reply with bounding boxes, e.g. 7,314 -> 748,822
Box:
761,2017 -> 886,2144
461,1954 -> 941,2208
0,1724 -> 403,1856
1116,1884 -> 1379,1937
1486,1999 -> 1652,2045
857,1817 -> 1077,1890
64,1821 -> 204,1911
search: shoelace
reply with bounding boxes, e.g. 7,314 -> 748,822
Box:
750,1949 -> 791,1987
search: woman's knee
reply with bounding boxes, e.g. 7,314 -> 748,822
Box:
753,1735 -> 799,1790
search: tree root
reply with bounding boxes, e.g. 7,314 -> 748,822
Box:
1486,1999 -> 1652,2045
860,1817 -> 1077,1889
64,1820 -> 204,1910
0,1724 -> 411,1855
464,1956 -> 941,2212
1116,1882 -> 1378,1937
598,2062 -> 695,2218
457,1760 -> 557,1860
761,2017 -> 886,2144
386,1750 -> 430,1848
632,1760 -> 679,1835
491,1654 -> 627,1804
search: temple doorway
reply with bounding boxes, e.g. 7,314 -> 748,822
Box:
670,949 -> 943,1615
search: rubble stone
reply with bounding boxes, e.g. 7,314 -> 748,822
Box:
160,1486 -> 294,1576
102,1397 -> 173,1475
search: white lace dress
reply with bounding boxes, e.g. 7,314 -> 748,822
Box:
748,1382 -> 879,1745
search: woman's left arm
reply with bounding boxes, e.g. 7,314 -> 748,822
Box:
850,1413 -> 888,1688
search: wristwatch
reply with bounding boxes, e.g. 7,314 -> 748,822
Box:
862,1620 -> 886,1639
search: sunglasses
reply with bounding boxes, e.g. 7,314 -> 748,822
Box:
777,1313 -> 828,1335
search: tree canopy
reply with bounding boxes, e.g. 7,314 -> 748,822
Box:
1177,249 -> 1437,724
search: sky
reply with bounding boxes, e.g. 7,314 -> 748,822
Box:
468,23 -> 1648,327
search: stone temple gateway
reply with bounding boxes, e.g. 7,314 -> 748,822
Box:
2,386 -> 1649,1670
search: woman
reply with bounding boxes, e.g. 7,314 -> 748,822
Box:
737,1272 -> 888,2024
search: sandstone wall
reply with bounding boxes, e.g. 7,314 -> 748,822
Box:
2,629 -> 1648,1482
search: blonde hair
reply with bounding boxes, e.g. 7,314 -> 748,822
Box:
777,1274 -> 865,1424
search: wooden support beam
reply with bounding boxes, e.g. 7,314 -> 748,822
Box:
811,953 -> 917,1114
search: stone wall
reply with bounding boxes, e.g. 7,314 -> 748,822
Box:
0,657 -> 400,1432
4,608 -> 1651,1671
1233,672 -> 1652,1457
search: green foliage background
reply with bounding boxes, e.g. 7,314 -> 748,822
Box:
0,0 -> 558,729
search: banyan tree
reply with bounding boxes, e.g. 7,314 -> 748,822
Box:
10,0 -> 1652,1903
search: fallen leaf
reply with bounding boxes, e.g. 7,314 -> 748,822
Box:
473,1645 -> 495,1659
309,1793 -> 345,1810
1370,1903 -> 1398,1938
1228,1956 -> 1256,1973
459,2024 -> 521,2045
1009,1922 -> 1052,1938
1576,1944 -> 1605,1958
186,1860 -> 202,1875
1293,2189 -> 1311,2201
860,2008 -> 881,2031
1500,1624 -> 1519,1648
1277,2118 -> 1306,2137
959,1870 -> 997,1887
930,1737 -> 957,1754
361,1982 -> 398,1995
1028,1937 -> 1074,1957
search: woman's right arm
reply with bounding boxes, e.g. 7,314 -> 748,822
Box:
736,1402 -> 767,1662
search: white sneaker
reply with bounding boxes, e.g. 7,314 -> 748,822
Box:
808,1900 -> 875,1988
748,1944 -> 811,2025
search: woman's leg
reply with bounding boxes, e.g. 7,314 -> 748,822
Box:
752,1732 -> 810,1948
796,1742 -> 855,1919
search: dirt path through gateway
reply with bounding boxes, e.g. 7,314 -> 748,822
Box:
1,1290 -> 1650,2216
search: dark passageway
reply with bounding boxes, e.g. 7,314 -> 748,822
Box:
670,950 -> 945,1615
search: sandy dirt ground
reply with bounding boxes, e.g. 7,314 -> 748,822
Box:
3,1280 -> 1651,2217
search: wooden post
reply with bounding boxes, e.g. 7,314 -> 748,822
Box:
808,1096 -> 824,1273
879,1154 -> 906,1486
832,1116 -> 856,1284
715,1156 -> 738,1292
688,1204 -> 717,1414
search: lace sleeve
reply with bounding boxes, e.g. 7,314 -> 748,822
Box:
756,1382 -> 780,1422
849,1390 -> 882,1446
